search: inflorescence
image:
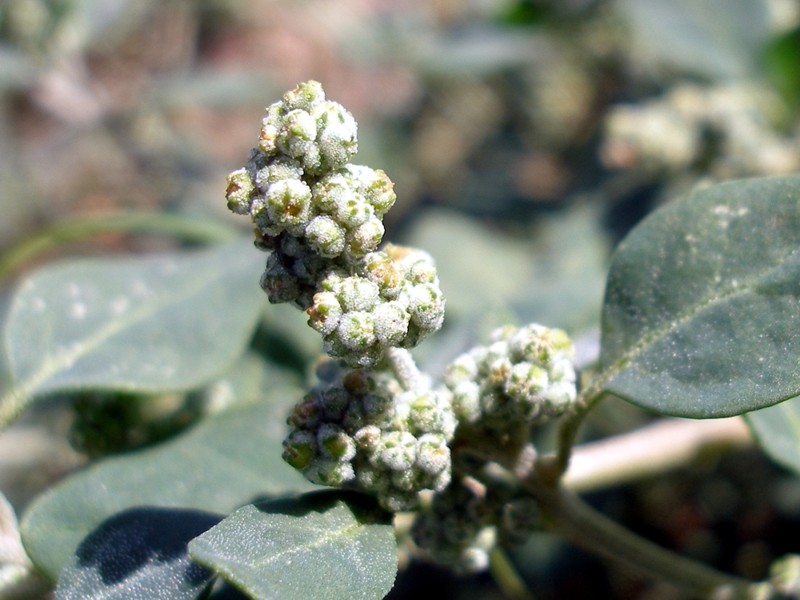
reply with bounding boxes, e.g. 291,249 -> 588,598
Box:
226,81 -> 579,572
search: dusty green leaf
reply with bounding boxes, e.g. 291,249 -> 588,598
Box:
55,507 -> 220,600
599,175 -> 800,418
1,239 -> 264,426
21,383 -> 315,581
188,491 -> 396,600
746,397 -> 800,476
617,0 -> 771,80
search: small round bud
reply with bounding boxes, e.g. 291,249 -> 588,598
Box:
265,179 -> 312,233
451,380 -> 481,423
335,311 -> 377,351
408,283 -> 446,331
283,80 -> 324,111
338,277 -> 380,312
362,251 -> 403,297
307,291 -> 343,335
416,434 -> 450,475
379,431 -> 417,471
305,215 -> 346,258
312,100 -> 358,173
225,168 -> 256,215
372,301 -> 410,347
306,459 -> 355,486
317,424 -> 356,461
346,217 -> 385,258
254,157 -> 303,192
282,430 -> 316,470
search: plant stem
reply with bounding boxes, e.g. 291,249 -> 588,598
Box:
489,547 -> 537,600
0,211 -> 238,282
563,417 -> 751,493
385,347 -> 427,391
523,480 -> 757,599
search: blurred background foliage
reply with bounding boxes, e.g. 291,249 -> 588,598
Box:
2,0 -> 800,598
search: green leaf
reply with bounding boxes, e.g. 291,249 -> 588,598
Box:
746,397 -> 800,476
21,386 -> 315,581
188,491 -> 397,600
1,239 -> 264,426
617,0 -> 771,80
598,175 -> 800,418
55,507 -> 220,600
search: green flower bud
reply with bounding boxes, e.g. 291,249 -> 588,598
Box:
311,100 -> 358,173
362,251 -> 403,298
317,423 -> 356,461
307,291 -> 343,335
338,277 -> 380,312
225,168 -> 256,215
408,282 -> 446,331
378,430 -> 417,471
416,433 -> 451,475
265,179 -> 312,234
345,216 -> 385,258
306,458 -> 355,486
254,157 -> 303,192
283,80 -> 324,111
372,301 -> 410,347
282,430 -> 316,470
451,380 -> 481,423
305,215 -> 346,257
335,311 -> 377,351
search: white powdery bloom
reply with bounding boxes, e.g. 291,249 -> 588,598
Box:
379,431 -> 418,471
304,215 -> 346,258
372,301 -> 410,347
337,276 -> 380,312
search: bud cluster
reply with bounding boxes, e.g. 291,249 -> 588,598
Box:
411,479 -> 540,573
226,80 -> 445,367
307,245 -> 446,367
282,359 -> 456,512
443,324 -> 578,427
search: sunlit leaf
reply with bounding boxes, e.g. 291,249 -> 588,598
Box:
1,239 -> 264,426
21,383 -> 314,581
746,397 -> 800,476
617,0 -> 771,80
55,507 -> 220,600
599,175 -> 800,417
189,491 -> 396,600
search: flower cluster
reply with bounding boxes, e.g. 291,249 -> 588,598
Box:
230,82 -> 582,575
282,359 -> 456,512
226,80 -> 445,367
443,324 -> 578,427
307,245 -> 445,367
411,479 -> 540,573
601,82 -> 800,178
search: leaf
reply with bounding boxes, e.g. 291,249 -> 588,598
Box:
188,491 -> 397,600
598,175 -> 800,418
746,397 -> 800,476
616,0 -> 772,81
55,507 -> 220,600
1,239 -> 265,426
21,385 -> 315,581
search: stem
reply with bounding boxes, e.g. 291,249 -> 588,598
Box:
563,417 -> 751,493
0,211 -> 239,282
385,347 -> 426,391
489,547 -> 537,600
524,481 -> 757,599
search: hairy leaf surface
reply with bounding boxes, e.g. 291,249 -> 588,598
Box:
189,491 -> 396,600
2,240 -> 263,424
21,384 -> 314,581
55,507 -> 220,600
599,175 -> 800,417
746,397 -> 800,476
